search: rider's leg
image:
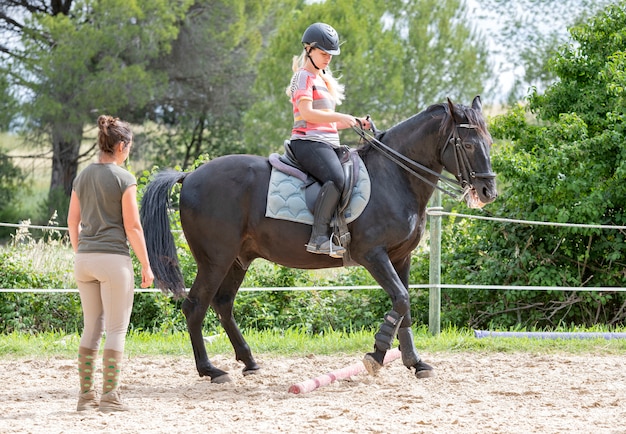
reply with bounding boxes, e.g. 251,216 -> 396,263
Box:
290,140 -> 345,257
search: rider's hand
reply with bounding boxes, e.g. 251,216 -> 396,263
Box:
338,113 -> 358,128
357,117 -> 371,130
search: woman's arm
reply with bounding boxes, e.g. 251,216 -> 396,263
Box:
298,99 -> 356,126
298,100 -> 371,130
121,185 -> 154,288
67,191 -> 81,253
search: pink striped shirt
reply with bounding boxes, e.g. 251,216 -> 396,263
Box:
289,69 -> 340,147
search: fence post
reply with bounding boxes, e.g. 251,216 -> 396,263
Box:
428,190 -> 442,335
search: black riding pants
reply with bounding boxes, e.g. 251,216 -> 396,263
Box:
289,139 -> 345,191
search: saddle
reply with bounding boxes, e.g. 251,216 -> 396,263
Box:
267,141 -> 370,264
278,141 -> 359,213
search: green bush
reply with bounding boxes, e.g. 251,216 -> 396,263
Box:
0,225 -> 429,335
0,248 -> 82,333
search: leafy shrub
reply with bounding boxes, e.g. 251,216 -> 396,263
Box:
0,251 -> 82,333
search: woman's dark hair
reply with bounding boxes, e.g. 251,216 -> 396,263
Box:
97,115 -> 132,154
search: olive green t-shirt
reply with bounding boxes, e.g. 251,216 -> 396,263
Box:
72,163 -> 137,256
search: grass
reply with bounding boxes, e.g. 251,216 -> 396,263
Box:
1,326 -> 624,360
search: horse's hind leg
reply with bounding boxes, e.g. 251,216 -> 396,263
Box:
182,268 -> 231,383
210,261 -> 260,376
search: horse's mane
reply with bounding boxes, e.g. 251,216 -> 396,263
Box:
357,101 -> 489,158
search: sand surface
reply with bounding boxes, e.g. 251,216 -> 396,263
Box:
1,351 -> 624,433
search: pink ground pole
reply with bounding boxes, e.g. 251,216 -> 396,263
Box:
288,348 -> 402,394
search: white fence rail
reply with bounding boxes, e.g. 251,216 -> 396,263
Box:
2,199 -> 626,335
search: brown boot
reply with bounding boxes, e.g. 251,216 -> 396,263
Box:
99,349 -> 129,412
77,390 -> 99,412
99,390 -> 129,413
76,347 -> 99,411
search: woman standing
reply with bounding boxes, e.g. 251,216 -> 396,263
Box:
286,22 -> 370,258
67,115 -> 154,412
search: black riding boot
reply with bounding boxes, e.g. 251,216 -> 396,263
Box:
306,181 -> 345,258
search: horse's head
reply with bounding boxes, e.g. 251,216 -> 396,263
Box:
440,96 -> 497,208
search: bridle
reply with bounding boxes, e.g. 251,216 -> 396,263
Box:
352,118 -> 495,201
441,123 -> 497,189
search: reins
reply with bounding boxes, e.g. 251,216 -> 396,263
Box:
352,120 -> 470,201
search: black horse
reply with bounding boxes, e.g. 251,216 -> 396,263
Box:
140,96 -> 497,383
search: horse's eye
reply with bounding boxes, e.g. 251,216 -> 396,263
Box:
464,142 -> 473,150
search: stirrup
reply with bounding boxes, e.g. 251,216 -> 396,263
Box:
306,234 -> 345,258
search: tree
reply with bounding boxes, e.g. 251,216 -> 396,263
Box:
243,0 -> 492,155
0,75 -> 18,131
0,153 -> 26,239
139,0 -> 300,169
476,0 -> 615,103
1,0 -> 192,218
440,1 -> 626,327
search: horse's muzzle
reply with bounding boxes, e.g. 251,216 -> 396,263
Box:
466,179 -> 497,209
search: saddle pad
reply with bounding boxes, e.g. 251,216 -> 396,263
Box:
265,155 -> 371,225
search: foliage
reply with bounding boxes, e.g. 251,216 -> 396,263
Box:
0,153 -> 28,239
1,0 -> 193,214
0,221 -> 80,333
2,0 -> 490,218
235,261 -> 388,333
243,0 -> 492,154
0,213 -> 431,335
139,0 -> 296,169
477,0 -> 615,103
437,2 -> 626,329
0,75 -> 18,131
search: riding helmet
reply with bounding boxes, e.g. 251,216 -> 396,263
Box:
301,23 -> 340,55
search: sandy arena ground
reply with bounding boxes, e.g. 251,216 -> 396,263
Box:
0,351 -> 624,433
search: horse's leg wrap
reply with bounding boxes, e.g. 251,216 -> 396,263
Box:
363,310 -> 404,375
374,310 -> 404,353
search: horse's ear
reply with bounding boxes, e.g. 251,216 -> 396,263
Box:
447,97 -> 459,123
472,95 -> 482,112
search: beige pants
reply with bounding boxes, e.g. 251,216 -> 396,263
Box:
74,253 -> 134,353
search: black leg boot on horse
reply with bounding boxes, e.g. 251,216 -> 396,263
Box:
362,312 -> 434,378
362,310 -> 403,375
306,181 -> 345,258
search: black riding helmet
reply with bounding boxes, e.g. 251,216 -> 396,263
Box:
301,23 -> 340,55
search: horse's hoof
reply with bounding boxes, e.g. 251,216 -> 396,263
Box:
414,361 -> 435,379
211,373 -> 232,384
242,366 -> 261,376
362,353 -> 382,376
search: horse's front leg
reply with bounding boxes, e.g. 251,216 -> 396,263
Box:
182,293 -> 231,383
397,327 -> 434,378
361,251 -> 434,378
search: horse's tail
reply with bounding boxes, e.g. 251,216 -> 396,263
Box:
140,169 -> 189,298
